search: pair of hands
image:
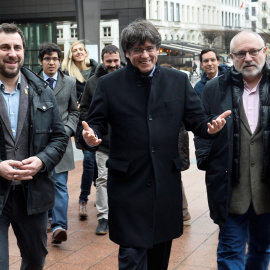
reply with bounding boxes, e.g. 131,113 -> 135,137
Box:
82,110 -> 232,147
0,156 -> 44,181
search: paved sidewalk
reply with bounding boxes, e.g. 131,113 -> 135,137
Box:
8,132 -> 220,269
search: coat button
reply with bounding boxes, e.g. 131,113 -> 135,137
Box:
151,147 -> 155,153
251,163 -> 255,167
149,115 -> 152,121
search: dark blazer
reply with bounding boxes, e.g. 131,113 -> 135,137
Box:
39,70 -> 79,173
80,62 -> 213,248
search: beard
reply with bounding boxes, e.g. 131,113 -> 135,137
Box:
234,60 -> 264,78
0,57 -> 23,78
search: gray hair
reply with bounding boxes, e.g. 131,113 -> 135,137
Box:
230,31 -> 265,53
121,19 -> 161,60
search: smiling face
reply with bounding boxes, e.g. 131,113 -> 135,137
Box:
125,39 -> 158,75
39,52 -> 60,77
201,51 -> 220,79
0,32 -> 24,81
230,32 -> 267,81
103,52 -> 121,73
71,43 -> 88,64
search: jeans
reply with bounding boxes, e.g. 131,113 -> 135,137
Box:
218,204 -> 270,270
79,150 -> 96,203
0,186 -> 47,270
96,151 -> 108,220
51,170 -> 69,232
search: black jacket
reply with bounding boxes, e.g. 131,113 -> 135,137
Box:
0,67 -> 68,215
79,62 -> 213,248
195,63 -> 270,227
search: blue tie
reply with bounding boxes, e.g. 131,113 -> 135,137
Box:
47,78 -> 55,90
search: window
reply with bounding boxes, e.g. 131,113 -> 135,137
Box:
245,8 -> 249,20
71,28 -> 77,38
262,18 -> 267,29
252,7 -> 256,16
252,21 -> 256,31
57,28 -> 63,38
176,3 -> 180,21
164,2 -> 168,21
103,27 -> 111,37
170,2 -> 174,21
262,2 -> 267,11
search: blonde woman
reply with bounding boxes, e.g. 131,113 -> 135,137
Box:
62,40 -> 98,101
63,41 -> 98,219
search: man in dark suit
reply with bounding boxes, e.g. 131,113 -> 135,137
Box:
38,43 -> 79,244
0,23 -> 68,269
79,19 -> 230,270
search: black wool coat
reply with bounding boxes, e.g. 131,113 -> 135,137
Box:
81,62 -> 213,248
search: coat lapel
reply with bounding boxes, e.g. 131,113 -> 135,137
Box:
16,74 -> 29,142
53,73 -> 64,96
0,90 -> 14,140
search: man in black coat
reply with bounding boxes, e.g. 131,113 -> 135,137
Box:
79,19 -> 230,270
195,31 -> 270,269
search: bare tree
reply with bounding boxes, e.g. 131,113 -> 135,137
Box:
222,30 -> 240,54
201,29 -> 221,48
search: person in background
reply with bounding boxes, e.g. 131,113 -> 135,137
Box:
0,23 -> 68,269
194,49 -> 230,97
62,41 -> 98,219
79,19 -> 230,270
38,43 -> 79,244
196,30 -> 270,269
78,44 -> 122,235
61,40 -> 98,102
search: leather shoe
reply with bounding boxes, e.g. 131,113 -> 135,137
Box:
79,201 -> 88,220
51,228 -> 67,244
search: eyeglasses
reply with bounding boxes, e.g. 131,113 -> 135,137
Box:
130,46 -> 156,55
232,47 -> 264,60
42,57 -> 60,62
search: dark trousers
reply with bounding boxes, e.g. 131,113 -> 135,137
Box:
0,185 -> 48,270
118,240 -> 172,270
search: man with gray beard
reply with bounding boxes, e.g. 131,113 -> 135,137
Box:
195,30 -> 270,269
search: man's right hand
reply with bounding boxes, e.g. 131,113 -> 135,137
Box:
82,121 -> 102,147
0,160 -> 32,181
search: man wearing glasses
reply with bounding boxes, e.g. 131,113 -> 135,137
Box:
38,43 -> 79,244
79,19 -> 230,269
195,31 -> 270,269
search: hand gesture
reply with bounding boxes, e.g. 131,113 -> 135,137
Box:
207,110 -> 231,134
82,121 -> 102,146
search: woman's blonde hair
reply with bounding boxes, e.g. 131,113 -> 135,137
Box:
62,40 -> 91,83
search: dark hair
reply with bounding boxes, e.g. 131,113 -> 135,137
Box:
0,23 -> 25,49
200,49 -> 220,62
101,44 -> 120,60
121,19 -> 161,60
38,43 -> 62,60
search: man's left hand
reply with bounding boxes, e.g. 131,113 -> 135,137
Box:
18,156 -> 44,177
207,110 -> 231,134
